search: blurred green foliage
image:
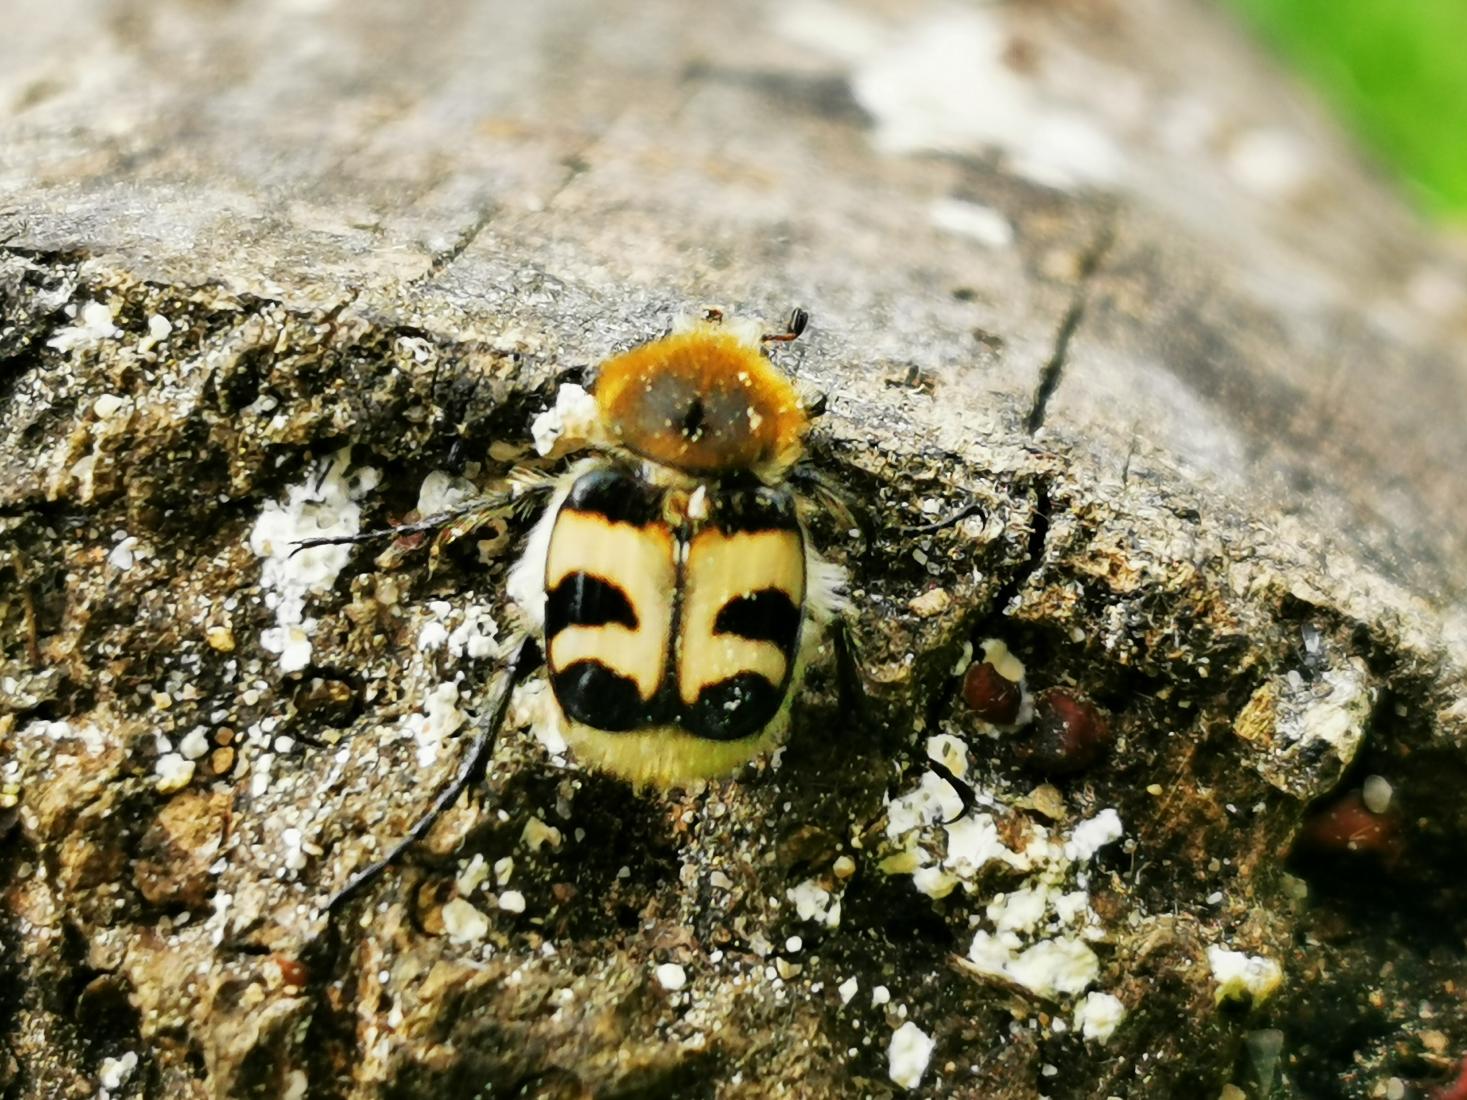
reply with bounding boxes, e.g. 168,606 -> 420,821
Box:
1228,0 -> 1467,219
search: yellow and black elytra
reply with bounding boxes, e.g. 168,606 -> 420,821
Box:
306,307 -> 857,909
526,465 -> 814,788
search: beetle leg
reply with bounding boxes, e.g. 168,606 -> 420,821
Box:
927,757 -> 978,823
832,617 -> 870,721
789,462 -> 871,552
327,634 -> 542,912
897,498 -> 985,535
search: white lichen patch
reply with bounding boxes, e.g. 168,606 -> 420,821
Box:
415,469 -> 476,516
417,619 -> 450,652
249,449 -> 381,672
1065,808 -> 1123,861
1226,126 -> 1313,200
400,681 -> 466,769
912,865 -> 959,900
530,383 -> 600,457
1362,774 -> 1393,815
448,604 -> 499,660
885,738 -> 1127,1008
521,816 -> 562,853
415,599 -> 500,662
1207,946 -> 1283,1006
1292,661 -> 1374,754
141,312 -> 173,351
929,197 -> 1013,248
154,752 -> 195,794
777,3 -> 1122,187
788,877 -> 843,929
107,534 -> 141,571
885,768 -> 966,839
493,856 -> 514,885
655,962 -> 688,991
887,1020 -> 935,1090
47,300 -> 121,353
1074,991 -> 1126,1042
178,726 -> 210,760
93,393 -> 129,419
925,733 -> 969,777
277,824 -> 322,876
979,638 -> 1026,686
943,813 -> 1025,879
457,853 -> 490,896
207,890 -> 235,947
98,1051 -> 138,1095
441,898 -> 491,943
1235,653 -> 1375,799
514,680 -> 568,758
961,638 -> 1035,731
1005,936 -> 1100,998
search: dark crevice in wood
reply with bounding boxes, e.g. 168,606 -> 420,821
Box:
420,203 -> 500,280
1025,219 -> 1116,435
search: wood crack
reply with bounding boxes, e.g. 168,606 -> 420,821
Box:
1025,218 -> 1116,435
421,202 -> 499,280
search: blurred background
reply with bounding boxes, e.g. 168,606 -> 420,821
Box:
1229,0 -> 1467,222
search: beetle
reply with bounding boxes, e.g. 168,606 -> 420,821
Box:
304,307 -> 877,908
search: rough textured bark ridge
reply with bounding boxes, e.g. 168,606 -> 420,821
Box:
3,0 -> 1466,1097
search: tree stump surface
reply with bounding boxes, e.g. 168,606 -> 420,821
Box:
3,1 -> 1466,1097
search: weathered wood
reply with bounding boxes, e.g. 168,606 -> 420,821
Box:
3,0 -> 1466,1097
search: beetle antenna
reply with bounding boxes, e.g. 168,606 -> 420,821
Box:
761,306 -> 810,344
896,498 -> 985,535
288,491 -> 516,558
326,635 -> 542,912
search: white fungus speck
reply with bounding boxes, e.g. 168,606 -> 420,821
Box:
441,898 -> 490,943
93,393 -> 128,419
1065,808 -> 1124,861
48,301 -> 120,352
530,383 -> 600,456
494,856 -> 515,885
108,535 -> 139,571
1005,936 -> 1100,998
929,197 -> 1013,248
1208,946 -> 1283,1006
787,878 -> 841,928
1074,991 -> 1126,1043
456,853 -> 489,895
1228,126 -> 1312,199
249,449 -> 379,673
178,727 -> 209,760
1362,774 -> 1393,814
154,753 -> 195,794
655,962 -> 687,991
99,1051 -> 138,1091
886,1020 -> 935,1090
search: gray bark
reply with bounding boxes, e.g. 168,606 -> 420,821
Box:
3,0 -> 1466,1097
